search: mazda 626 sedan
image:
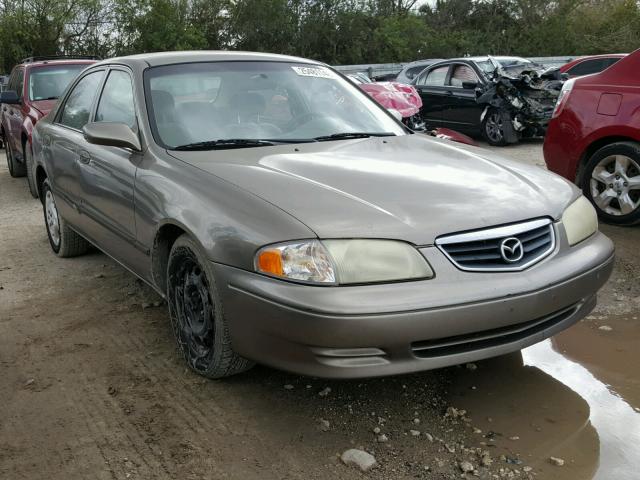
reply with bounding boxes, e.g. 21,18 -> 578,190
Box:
31,51 -> 615,379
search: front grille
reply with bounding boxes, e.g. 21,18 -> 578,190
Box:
411,303 -> 579,358
435,218 -> 555,272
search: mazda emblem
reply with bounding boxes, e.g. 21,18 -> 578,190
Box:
500,237 -> 524,263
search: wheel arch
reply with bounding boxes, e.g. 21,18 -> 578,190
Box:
151,220 -> 204,296
35,165 -> 48,202
576,135 -> 640,185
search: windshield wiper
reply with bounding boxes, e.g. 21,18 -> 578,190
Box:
313,132 -> 396,142
174,139 -> 278,151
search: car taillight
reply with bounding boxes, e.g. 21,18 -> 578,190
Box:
552,78 -> 576,118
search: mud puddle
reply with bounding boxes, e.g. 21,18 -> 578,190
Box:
446,331 -> 639,479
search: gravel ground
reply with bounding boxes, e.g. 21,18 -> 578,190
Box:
0,141 -> 638,480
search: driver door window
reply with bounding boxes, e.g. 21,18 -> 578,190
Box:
95,70 -> 137,129
449,65 -> 479,87
59,71 -> 103,130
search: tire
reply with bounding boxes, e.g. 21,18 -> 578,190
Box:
482,108 -> 509,146
167,235 -> 254,379
25,143 -> 39,198
582,141 -> 640,226
41,179 -> 90,257
6,139 -> 26,177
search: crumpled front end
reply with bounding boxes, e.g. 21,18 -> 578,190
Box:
477,62 -> 564,143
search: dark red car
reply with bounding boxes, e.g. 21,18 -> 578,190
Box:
1,56 -> 96,197
544,49 -> 640,225
559,54 -> 626,78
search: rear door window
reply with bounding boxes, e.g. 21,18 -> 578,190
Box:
567,59 -> 605,76
405,65 -> 427,80
58,71 -> 104,130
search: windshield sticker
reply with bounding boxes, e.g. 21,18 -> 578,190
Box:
291,66 -> 335,79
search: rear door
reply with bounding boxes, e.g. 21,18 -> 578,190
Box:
414,64 -> 451,127
439,63 -> 485,131
47,69 -> 105,226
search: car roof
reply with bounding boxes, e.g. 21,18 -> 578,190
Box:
572,53 -> 627,60
97,50 -> 322,68
21,59 -> 96,69
403,59 -> 444,67
448,56 -> 531,63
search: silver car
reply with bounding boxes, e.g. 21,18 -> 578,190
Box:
31,51 -> 614,379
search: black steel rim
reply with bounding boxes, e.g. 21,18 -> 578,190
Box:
171,252 -> 215,371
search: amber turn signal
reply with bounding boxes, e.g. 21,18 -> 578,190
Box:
256,249 -> 284,276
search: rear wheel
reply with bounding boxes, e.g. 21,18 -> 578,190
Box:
6,140 -> 26,178
42,179 -> 90,256
167,235 -> 254,379
583,142 -> 640,225
25,143 -> 38,198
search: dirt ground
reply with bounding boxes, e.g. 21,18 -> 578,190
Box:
1,140 -> 638,480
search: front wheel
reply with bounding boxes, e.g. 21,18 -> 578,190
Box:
6,140 -> 26,178
482,108 -> 510,146
167,235 -> 254,379
583,142 -> 640,225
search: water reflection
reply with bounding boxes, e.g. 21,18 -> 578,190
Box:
524,340 -> 640,479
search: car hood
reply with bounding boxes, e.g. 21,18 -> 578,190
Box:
168,134 -> 578,245
31,99 -> 56,117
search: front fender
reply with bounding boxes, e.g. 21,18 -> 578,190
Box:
134,148 -> 317,273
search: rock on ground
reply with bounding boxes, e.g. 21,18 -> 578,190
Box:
341,449 -> 377,472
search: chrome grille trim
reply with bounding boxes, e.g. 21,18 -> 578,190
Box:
435,218 -> 556,272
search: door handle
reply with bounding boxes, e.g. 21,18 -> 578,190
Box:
78,151 -> 91,165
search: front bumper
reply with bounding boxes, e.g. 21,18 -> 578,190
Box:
213,230 -> 614,378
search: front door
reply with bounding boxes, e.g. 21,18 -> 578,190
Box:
75,68 -> 143,272
439,63 -> 485,131
5,68 -> 24,156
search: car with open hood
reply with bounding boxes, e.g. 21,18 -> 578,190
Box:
30,51 -> 614,379
0,56 -> 97,196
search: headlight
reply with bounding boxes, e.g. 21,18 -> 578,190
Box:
562,196 -> 598,246
255,239 -> 433,285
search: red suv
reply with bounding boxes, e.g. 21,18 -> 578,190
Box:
1,56 -> 96,197
544,49 -> 640,225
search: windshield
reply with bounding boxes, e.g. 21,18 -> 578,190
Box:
29,65 -> 87,101
144,61 -> 405,149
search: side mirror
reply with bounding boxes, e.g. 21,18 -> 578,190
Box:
388,108 -> 404,122
0,90 -> 20,104
83,122 -> 141,151
461,81 -> 479,90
